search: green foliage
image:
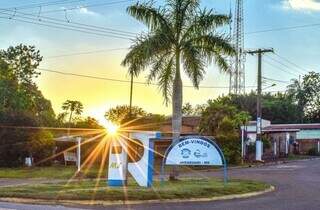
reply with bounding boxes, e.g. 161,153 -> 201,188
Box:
0,178 -> 269,201
217,92 -> 302,124
105,105 -> 147,125
27,130 -> 55,165
261,135 -> 271,151
0,44 -> 42,85
198,100 -> 250,164
286,72 -> 320,122
61,100 -> 84,125
182,102 -> 194,116
199,100 -> 250,135
74,117 -> 103,129
307,148 -> 320,156
0,45 -> 56,166
182,103 -> 206,116
122,1 -> 234,103
215,117 -> 241,164
125,113 -> 167,130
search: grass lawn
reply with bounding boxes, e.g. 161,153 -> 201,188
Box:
0,178 -> 270,201
0,165 -> 219,179
0,165 -> 101,179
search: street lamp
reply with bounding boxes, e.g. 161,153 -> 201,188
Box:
262,83 -> 276,91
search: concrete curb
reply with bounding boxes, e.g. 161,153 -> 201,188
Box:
0,185 -> 275,206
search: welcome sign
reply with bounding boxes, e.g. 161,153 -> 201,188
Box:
161,136 -> 227,184
164,136 -> 224,166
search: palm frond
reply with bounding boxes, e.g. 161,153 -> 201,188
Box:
157,56 -> 175,104
181,42 -> 205,88
122,31 -> 172,76
127,2 -> 171,32
168,0 -> 199,35
147,52 -> 172,83
211,51 -> 229,72
182,9 -> 230,41
192,34 -> 235,56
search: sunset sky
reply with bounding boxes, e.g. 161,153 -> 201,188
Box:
1,0 -> 320,124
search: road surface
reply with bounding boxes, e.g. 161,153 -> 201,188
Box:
0,158 -> 319,210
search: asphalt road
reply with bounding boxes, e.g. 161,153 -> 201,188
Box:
0,158 -> 320,210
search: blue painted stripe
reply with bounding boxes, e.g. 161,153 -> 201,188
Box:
147,140 -> 154,187
108,180 -> 126,186
155,132 -> 161,139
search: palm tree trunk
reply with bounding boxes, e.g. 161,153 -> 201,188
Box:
170,50 -> 182,180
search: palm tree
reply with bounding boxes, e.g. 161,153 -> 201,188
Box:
61,100 -> 84,127
122,0 -> 235,178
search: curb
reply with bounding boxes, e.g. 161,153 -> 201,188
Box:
0,185 -> 275,206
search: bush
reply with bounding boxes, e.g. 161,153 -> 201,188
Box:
307,148 -> 320,156
27,130 -> 55,165
215,118 -> 241,164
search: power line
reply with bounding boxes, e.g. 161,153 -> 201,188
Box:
246,22 -> 320,35
262,76 -> 290,84
12,0 -> 134,15
37,67 -> 256,89
273,52 -> 310,74
45,47 -> 128,59
0,15 -> 133,40
265,55 -> 305,75
263,58 -> 299,77
0,9 -> 136,38
3,0 -> 85,10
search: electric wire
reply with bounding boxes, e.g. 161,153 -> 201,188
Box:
262,76 -> 290,84
37,67 -> 257,89
45,47 -> 128,59
246,22 -> 320,35
0,16 -> 132,40
0,9 -> 136,38
2,0 -> 85,10
265,55 -> 305,76
273,53 -> 310,74
263,58 -> 299,77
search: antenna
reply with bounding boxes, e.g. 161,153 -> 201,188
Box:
229,0 -> 246,94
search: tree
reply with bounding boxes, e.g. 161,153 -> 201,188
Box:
122,0 -> 235,152
215,117 -> 241,164
216,92 -> 302,124
198,100 -> 250,164
182,102 -> 194,116
0,45 -> 56,166
61,100 -> 84,126
105,105 -> 147,125
199,100 -> 249,135
75,117 -> 103,129
27,130 -> 55,165
287,72 -> 320,122
287,78 -> 306,122
0,44 -> 42,85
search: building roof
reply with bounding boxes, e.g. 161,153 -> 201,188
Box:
265,124 -> 320,130
262,128 -> 300,133
163,116 -> 201,127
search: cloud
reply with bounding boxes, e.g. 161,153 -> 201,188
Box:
282,0 -> 320,11
60,6 -> 100,16
78,6 -> 98,16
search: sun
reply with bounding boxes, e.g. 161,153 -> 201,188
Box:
104,121 -> 119,135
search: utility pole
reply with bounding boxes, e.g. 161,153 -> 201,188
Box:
129,73 -> 133,118
247,48 -> 274,161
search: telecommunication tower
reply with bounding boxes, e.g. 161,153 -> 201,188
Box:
229,0 -> 246,94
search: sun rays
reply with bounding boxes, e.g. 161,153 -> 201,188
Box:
0,121 -> 213,203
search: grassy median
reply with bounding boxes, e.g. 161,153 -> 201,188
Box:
0,178 -> 270,201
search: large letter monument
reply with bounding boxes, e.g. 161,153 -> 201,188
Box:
107,131 -> 160,187
107,133 -> 227,187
